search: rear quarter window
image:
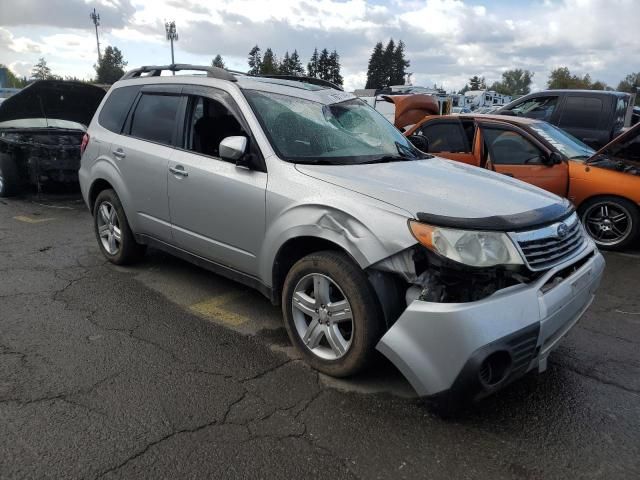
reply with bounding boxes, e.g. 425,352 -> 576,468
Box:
559,96 -> 603,129
98,85 -> 142,133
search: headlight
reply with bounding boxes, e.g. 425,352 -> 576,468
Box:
409,220 -> 524,267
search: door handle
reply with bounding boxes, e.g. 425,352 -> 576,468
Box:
169,165 -> 188,177
112,148 -> 126,159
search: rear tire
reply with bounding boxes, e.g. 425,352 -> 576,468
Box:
0,152 -> 21,197
282,251 -> 385,377
579,196 -> 639,250
93,189 -> 146,265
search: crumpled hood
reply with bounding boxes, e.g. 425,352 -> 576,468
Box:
0,80 -> 106,127
296,157 -> 566,221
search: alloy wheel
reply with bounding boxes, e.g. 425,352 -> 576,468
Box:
96,201 -> 122,255
291,273 -> 354,360
583,201 -> 632,247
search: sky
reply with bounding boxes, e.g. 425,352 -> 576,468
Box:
0,0 -> 637,92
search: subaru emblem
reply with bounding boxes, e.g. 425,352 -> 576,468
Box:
557,223 -> 569,238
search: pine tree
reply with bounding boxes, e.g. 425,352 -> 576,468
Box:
290,50 -> 305,76
365,42 -> 385,89
248,45 -> 262,75
469,75 -> 482,90
95,46 -> 127,84
328,50 -> 343,86
382,39 -> 396,86
31,57 -> 52,80
211,54 -> 225,69
260,48 -> 279,74
390,40 -> 410,85
279,51 -> 292,75
317,48 -> 331,81
307,48 -> 320,78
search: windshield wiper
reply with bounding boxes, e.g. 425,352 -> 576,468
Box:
358,155 -> 411,165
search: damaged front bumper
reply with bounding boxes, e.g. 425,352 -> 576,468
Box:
376,247 -> 605,399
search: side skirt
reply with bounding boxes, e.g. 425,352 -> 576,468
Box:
135,234 -> 275,303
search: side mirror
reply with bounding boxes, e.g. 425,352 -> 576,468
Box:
219,136 -> 249,166
408,134 -> 429,152
546,151 -> 563,165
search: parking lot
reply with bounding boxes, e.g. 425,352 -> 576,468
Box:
1,192 -> 639,479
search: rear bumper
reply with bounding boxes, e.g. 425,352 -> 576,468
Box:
376,247 -> 605,398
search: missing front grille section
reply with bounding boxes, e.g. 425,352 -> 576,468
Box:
540,251 -> 595,293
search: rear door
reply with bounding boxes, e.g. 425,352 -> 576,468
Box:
412,118 -> 478,165
167,85 -> 267,276
479,122 -> 569,197
557,94 -> 610,148
115,85 -> 182,242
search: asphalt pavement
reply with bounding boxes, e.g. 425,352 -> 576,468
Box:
1,192 -> 639,479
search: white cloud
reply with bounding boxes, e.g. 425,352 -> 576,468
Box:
0,0 -> 638,91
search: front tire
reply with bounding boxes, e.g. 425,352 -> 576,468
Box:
93,189 -> 146,265
579,196 -> 639,250
0,152 -> 21,197
282,251 -> 385,377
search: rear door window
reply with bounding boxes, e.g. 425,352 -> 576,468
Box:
129,93 -> 181,146
416,122 -> 470,153
559,96 -> 604,129
98,85 -> 141,133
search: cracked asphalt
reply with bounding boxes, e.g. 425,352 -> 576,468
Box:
1,193 -> 639,479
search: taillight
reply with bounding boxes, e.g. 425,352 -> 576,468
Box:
80,133 -> 90,156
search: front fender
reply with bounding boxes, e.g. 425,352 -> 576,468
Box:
258,202 -> 415,287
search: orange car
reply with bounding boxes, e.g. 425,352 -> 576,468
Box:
385,96 -> 640,250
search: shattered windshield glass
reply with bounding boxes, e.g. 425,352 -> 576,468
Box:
244,89 -> 428,165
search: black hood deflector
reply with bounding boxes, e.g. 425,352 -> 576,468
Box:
416,201 -> 574,232
0,80 -> 106,127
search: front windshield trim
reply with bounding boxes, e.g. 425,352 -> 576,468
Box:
243,89 -> 428,165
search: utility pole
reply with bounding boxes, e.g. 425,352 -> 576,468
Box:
90,8 -> 101,63
165,21 -> 178,74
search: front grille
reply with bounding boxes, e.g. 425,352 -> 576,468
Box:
513,213 -> 587,271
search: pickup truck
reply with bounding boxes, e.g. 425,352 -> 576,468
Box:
497,89 -> 635,149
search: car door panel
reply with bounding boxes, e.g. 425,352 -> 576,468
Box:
168,151 -> 267,274
415,119 -> 477,165
114,88 -> 183,242
167,87 -> 267,276
480,123 -> 569,197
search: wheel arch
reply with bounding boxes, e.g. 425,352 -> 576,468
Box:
271,236 -> 360,306
576,193 -> 640,214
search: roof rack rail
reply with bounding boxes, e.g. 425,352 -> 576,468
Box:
120,64 -> 236,82
256,74 -> 343,91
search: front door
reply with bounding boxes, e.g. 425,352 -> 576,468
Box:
167,88 -> 267,276
480,124 -> 569,197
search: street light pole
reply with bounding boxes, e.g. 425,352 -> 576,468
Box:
90,8 -> 101,63
165,21 -> 178,74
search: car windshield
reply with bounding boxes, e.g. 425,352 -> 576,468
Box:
244,90 -> 428,165
528,122 -> 595,160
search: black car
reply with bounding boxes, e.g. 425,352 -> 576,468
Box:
0,80 -> 106,196
498,89 -> 635,149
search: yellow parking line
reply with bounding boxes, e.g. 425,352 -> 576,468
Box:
14,215 -> 56,224
190,290 -> 250,326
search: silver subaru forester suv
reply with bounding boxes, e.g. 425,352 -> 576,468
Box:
79,65 -> 605,405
